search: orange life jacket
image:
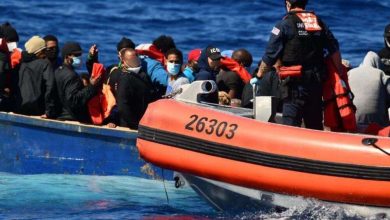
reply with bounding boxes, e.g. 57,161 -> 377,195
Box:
135,43 -> 165,65
220,57 -> 252,84
10,48 -> 22,69
323,58 -> 357,132
88,63 -> 116,125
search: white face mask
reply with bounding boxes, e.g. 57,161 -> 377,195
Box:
127,66 -> 141,74
7,42 -> 17,52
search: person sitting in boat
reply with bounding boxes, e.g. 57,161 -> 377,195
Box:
378,24 -> 390,76
43,34 -> 62,71
256,0 -> 341,130
348,51 -> 390,132
194,46 -> 223,103
0,25 -> 11,111
15,36 -> 57,119
217,49 -> 253,102
182,48 -> 201,83
54,42 -> 102,123
137,35 -> 177,98
0,22 -> 21,111
117,48 -> 155,129
165,48 -> 189,95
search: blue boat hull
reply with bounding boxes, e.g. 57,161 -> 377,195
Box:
0,112 -> 171,179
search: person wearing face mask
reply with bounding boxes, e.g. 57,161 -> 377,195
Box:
116,48 -> 154,129
183,48 -> 201,83
165,48 -> 189,95
54,42 -> 102,123
1,22 -> 21,70
378,24 -> 390,76
43,34 -> 61,70
15,36 -> 57,118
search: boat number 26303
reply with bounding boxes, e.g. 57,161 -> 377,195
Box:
185,114 -> 238,139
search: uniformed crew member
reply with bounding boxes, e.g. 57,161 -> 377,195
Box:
256,0 -> 342,130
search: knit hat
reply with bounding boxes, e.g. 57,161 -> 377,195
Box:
61,42 -> 82,58
25,36 -> 46,54
2,22 -> 19,42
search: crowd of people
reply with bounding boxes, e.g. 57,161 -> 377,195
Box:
0,0 -> 389,134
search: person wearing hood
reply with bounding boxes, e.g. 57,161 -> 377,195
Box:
43,34 -> 61,70
348,51 -> 390,132
378,24 -> 390,76
195,45 -> 222,82
16,36 -> 57,118
54,42 -> 102,123
165,48 -> 189,95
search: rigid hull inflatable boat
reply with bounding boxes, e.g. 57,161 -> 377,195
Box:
137,94 -> 390,211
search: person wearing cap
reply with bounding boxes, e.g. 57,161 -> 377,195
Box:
15,36 -> 57,118
195,45 -> 222,82
256,0 -> 341,130
54,42 -> 102,123
43,34 -> 62,70
183,48 -> 201,83
378,24 -> 390,76
1,22 -> 19,53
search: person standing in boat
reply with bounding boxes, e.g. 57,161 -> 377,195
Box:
54,42 -> 102,123
116,48 -> 154,129
165,48 -> 189,95
256,0 -> 341,130
378,24 -> 390,76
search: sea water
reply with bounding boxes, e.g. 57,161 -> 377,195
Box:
1,0 -> 390,219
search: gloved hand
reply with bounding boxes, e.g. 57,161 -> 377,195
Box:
250,77 -> 261,85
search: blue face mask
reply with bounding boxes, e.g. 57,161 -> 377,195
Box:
167,62 -> 181,76
182,66 -> 195,83
72,56 -> 82,69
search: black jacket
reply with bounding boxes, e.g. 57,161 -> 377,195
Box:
378,47 -> 390,76
16,53 -> 57,117
117,70 -> 153,129
55,64 -> 97,122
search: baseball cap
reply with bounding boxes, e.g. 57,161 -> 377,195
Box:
206,46 -> 222,61
188,48 -> 201,62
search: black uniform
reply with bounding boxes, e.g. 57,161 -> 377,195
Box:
54,64 -> 98,122
262,10 -> 339,130
378,47 -> 390,76
16,53 -> 57,117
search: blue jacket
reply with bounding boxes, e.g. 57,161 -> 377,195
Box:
195,48 -> 219,82
141,56 -> 168,97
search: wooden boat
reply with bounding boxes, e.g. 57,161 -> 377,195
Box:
0,112 -> 170,179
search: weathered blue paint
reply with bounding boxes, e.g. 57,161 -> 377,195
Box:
0,112 -> 171,179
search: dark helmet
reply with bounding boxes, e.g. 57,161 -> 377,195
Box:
286,0 -> 308,7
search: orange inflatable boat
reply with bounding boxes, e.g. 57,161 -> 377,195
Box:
137,99 -> 390,208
